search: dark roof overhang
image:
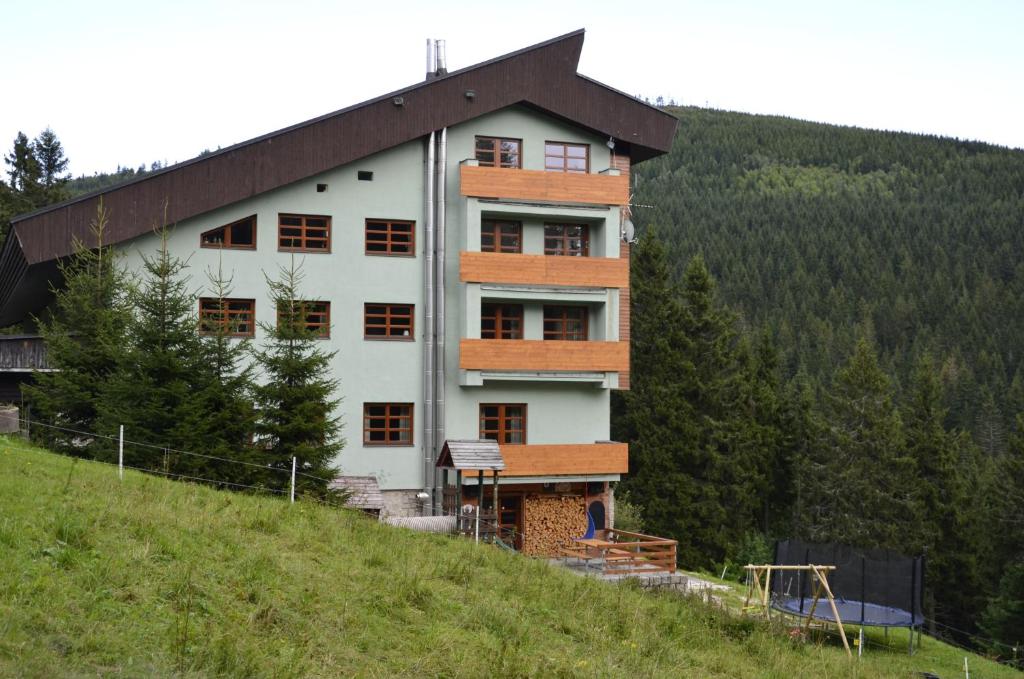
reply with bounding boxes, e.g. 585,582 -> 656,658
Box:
0,29 -> 677,326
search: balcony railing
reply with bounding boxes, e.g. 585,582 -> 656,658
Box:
460,338 -> 628,374
460,165 -> 629,205
460,252 -> 628,288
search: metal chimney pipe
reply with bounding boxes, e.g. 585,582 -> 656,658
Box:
435,39 -> 447,76
426,38 -> 436,80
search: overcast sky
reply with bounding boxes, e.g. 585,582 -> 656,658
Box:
2,0 -> 1021,177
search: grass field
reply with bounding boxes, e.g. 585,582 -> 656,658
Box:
0,436 -> 1017,678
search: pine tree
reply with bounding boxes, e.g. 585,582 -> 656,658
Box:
96,227 -> 206,469
979,558 -> 1024,667
253,258 -> 342,496
23,199 -> 131,457
799,337 -> 919,549
32,127 -> 70,203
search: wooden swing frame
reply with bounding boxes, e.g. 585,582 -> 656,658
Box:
743,564 -> 852,658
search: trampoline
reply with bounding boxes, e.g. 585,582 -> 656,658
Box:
769,540 -> 924,629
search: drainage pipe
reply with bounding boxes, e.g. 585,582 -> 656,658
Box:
434,126 -> 447,515
422,130 -> 436,512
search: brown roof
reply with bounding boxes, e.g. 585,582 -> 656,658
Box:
436,439 -> 505,471
0,29 -> 677,325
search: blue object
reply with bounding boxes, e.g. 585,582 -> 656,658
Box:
580,511 -> 596,540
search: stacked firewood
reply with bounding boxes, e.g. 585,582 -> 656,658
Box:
521,495 -> 587,556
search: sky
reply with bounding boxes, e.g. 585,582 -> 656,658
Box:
2,0 -> 1022,177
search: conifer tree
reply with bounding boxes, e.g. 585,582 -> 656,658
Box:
96,227 -> 206,469
170,258 -> 258,483
32,127 -> 70,203
905,354 -> 983,638
799,338 -> 919,549
24,200 -> 131,456
253,258 -> 342,496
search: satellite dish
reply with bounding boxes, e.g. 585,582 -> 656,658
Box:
621,219 -> 636,243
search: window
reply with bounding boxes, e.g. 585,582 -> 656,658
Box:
544,141 -> 589,173
365,219 -> 415,256
363,403 -> 413,446
543,305 -> 588,341
480,220 -> 522,253
475,136 -> 522,168
198,298 -> 255,337
481,304 -> 523,339
201,215 -> 256,249
480,404 -> 526,444
278,214 -> 331,252
544,223 -> 589,256
364,303 -> 414,340
277,300 -> 330,338
357,171 -> 373,181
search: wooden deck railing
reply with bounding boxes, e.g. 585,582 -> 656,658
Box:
0,335 -> 50,371
561,528 -> 677,575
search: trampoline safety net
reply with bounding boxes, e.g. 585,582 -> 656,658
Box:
770,539 -> 924,628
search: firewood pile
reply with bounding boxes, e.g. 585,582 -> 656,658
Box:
521,495 -> 587,556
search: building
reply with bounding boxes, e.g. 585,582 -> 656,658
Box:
0,30 -> 677,550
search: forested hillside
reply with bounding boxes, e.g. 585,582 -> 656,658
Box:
633,107 -> 1024,442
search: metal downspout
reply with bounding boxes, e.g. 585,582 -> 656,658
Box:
422,130 -> 435,513
434,126 -> 447,515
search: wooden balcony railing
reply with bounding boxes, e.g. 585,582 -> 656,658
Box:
461,442 -> 628,477
460,165 -> 629,205
461,251 -> 628,288
0,335 -> 49,371
460,338 -> 628,373
560,528 -> 678,574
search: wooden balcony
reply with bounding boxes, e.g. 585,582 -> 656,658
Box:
460,165 -> 629,205
460,338 -> 628,373
460,252 -> 628,288
469,442 -> 628,477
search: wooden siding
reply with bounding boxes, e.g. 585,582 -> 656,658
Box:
618,240 -> 631,390
460,251 -> 628,288
460,338 -> 629,373
0,335 -> 49,371
460,165 -> 629,205
470,442 -> 629,476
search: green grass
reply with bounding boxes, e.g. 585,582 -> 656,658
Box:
0,437 -> 1018,678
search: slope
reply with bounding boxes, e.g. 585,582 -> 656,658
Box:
0,437 -> 1017,678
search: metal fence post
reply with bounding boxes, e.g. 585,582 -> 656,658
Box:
118,425 -> 124,480
290,456 -> 296,503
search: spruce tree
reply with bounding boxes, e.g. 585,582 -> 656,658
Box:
253,258 -> 342,496
24,200 -> 131,457
32,127 -> 70,203
96,228 -> 206,470
980,559 -> 1024,667
799,338 -> 919,549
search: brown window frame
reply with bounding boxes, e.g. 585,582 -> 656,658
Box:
544,223 -> 589,257
200,215 -> 257,250
278,214 -> 331,253
363,403 -> 414,447
481,303 -> 524,340
479,404 -> 527,444
543,305 -> 589,341
364,303 -> 415,340
474,136 -> 522,169
480,220 -> 523,254
544,141 -> 590,174
198,297 -> 256,337
365,219 -> 416,257
276,300 -> 330,338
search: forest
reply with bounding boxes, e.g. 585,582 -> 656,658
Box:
615,106 -> 1023,661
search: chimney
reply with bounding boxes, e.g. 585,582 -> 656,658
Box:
426,38 -> 447,80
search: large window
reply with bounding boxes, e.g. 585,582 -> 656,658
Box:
365,219 -> 415,256
364,304 -> 414,340
480,220 -> 522,253
201,215 -> 256,249
544,141 -> 589,173
363,403 -> 413,446
475,136 -> 522,169
481,304 -> 524,339
278,300 -> 330,338
479,404 -> 526,444
198,298 -> 255,337
278,214 -> 331,252
543,305 -> 588,341
544,223 -> 589,256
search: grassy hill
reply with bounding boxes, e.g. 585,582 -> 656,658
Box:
0,437 -> 1017,677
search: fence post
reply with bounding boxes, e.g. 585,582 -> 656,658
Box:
290,456 -> 296,504
118,425 -> 124,480
475,504 -> 480,543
